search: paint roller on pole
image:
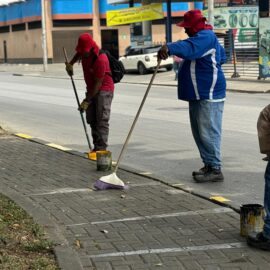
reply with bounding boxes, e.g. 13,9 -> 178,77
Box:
93,59 -> 162,190
63,47 -> 96,160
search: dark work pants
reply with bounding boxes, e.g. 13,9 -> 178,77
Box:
86,90 -> 113,151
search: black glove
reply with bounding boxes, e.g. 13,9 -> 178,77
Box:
158,45 -> 169,60
65,63 -> 74,76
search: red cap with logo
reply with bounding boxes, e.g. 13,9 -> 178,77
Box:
177,9 -> 206,28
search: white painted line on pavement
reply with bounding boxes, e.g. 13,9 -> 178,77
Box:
66,207 -> 233,227
139,171 -> 153,175
46,143 -> 72,151
29,188 -> 92,196
89,242 -> 246,258
129,182 -> 161,187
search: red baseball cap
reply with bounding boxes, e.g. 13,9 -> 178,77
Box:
76,33 -> 94,54
177,9 -> 206,28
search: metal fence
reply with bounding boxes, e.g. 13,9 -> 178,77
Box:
219,29 -> 260,79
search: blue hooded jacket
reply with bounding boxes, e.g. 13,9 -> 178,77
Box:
167,30 -> 226,101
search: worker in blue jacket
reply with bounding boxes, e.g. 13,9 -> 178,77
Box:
158,9 -> 227,183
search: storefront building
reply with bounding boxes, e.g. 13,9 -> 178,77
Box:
0,0 -> 268,64
0,0 -> 204,63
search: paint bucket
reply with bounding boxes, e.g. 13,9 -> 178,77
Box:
96,150 -> 112,171
240,204 -> 265,237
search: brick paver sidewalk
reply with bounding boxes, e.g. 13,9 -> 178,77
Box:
0,131 -> 269,270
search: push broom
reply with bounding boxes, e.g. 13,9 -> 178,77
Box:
63,47 -> 95,160
94,60 -> 162,190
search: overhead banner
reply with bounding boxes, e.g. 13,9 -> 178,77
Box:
106,3 -> 164,27
203,6 -> 259,29
259,18 -> 270,78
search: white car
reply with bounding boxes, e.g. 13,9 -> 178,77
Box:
119,45 -> 173,75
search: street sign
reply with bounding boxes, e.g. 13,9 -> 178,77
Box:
106,3 -> 164,27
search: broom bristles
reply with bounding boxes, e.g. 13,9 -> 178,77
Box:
94,173 -> 125,190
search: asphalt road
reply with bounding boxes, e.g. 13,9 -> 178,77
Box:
0,72 -> 269,209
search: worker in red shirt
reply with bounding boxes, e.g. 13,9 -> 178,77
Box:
65,33 -> 114,152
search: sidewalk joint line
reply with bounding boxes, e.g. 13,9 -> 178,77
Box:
28,188 -> 92,196
66,207 -> 233,227
88,242 -> 246,258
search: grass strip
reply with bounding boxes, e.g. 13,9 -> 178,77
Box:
0,193 -> 59,269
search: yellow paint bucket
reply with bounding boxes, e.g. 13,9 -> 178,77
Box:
240,204 -> 265,237
96,150 -> 112,171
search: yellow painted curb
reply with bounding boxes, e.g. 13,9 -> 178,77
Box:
46,143 -> 72,151
210,196 -> 231,203
15,133 -> 33,139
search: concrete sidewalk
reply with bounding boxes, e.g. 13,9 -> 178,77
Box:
1,63 -> 270,93
1,129 -> 270,269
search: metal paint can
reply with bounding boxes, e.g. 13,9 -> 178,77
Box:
240,204 -> 264,237
96,150 -> 112,171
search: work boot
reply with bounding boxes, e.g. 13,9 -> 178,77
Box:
192,165 -> 209,176
193,167 -> 224,183
247,232 -> 270,251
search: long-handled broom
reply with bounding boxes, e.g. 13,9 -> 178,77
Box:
94,60 -> 162,190
63,47 -> 95,160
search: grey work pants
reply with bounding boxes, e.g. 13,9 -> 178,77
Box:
86,90 -> 113,151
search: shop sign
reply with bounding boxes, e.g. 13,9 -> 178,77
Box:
106,3 -> 164,27
204,0 -> 258,8
203,6 -> 259,29
238,28 -> 257,42
259,18 -> 270,78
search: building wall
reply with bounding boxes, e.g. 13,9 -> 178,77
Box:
51,0 -> 92,20
0,27 -> 43,62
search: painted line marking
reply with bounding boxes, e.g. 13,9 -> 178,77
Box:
15,133 -> 33,139
165,189 -> 185,195
28,188 -> 92,196
46,143 -> 72,151
172,183 -> 185,186
139,171 -> 153,175
66,207 -> 233,227
128,182 -> 161,187
210,196 -> 231,203
88,242 -> 246,258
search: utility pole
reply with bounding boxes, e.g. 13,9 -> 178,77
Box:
166,0 -> 172,43
208,0 -> 214,27
41,0 -> 48,71
141,0 -> 152,46
93,0 -> 101,47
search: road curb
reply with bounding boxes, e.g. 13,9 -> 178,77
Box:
10,73 -> 270,94
13,133 -> 239,213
